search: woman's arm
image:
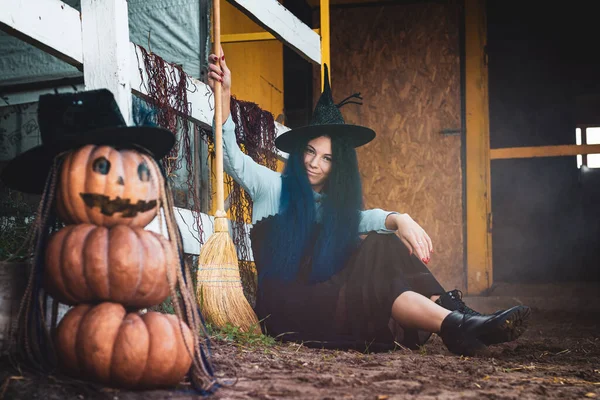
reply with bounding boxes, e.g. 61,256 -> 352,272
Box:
358,209 -> 397,234
218,116 -> 279,200
207,50 -> 279,200
359,209 -> 433,263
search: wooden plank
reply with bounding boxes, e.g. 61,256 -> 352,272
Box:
491,144 -> 600,160
320,0 -> 331,88
465,0 -> 492,295
0,0 -> 83,67
81,0 -> 133,124
581,128 -> 588,166
226,0 -> 321,64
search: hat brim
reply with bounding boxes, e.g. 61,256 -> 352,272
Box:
67,126 -> 175,159
275,124 -> 375,153
1,126 -> 174,195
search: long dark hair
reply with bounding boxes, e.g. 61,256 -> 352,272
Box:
258,135 -> 363,284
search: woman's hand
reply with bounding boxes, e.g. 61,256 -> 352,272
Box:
207,45 -> 231,123
386,213 -> 433,264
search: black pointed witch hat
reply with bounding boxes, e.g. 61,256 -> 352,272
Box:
0,89 -> 175,194
275,64 -> 375,153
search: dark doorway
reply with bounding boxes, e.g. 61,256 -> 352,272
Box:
487,1 -> 600,283
282,0 -> 314,129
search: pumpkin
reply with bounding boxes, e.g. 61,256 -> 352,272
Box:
55,303 -> 194,389
44,223 -> 174,308
56,144 -> 159,228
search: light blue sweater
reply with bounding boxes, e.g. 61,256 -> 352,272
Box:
220,116 -> 397,234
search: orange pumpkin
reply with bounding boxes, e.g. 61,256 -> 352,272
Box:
44,224 -> 174,308
57,144 -> 159,227
55,303 -> 194,389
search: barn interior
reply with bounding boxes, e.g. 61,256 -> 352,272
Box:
1,0 -> 599,320
0,1 -> 599,398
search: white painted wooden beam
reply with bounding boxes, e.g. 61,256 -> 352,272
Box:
145,207 -> 253,259
81,0 -> 133,124
227,0 -> 321,65
0,0 -> 83,67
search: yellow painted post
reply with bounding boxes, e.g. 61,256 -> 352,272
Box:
320,0 -> 330,89
465,0 -> 492,294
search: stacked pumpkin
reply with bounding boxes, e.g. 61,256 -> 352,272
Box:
45,145 -> 194,389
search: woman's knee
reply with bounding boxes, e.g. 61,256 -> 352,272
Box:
363,232 -> 407,250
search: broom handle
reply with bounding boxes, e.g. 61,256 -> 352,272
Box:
213,0 -> 225,217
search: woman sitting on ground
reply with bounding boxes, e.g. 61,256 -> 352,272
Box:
207,51 -> 530,356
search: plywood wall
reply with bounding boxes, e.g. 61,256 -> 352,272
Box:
318,2 -> 464,290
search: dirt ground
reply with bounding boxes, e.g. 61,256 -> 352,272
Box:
1,309 -> 599,400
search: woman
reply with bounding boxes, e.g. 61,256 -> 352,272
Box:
207,52 -> 530,356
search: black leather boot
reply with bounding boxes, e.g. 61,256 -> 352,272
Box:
439,305 -> 530,356
436,290 -> 531,346
435,289 -> 482,316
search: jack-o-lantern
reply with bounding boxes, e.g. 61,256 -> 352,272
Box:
55,303 -> 194,389
44,223 -> 174,308
56,144 -> 159,228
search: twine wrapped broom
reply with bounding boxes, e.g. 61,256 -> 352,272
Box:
196,0 -> 260,333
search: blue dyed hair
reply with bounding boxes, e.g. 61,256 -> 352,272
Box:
259,135 -> 363,284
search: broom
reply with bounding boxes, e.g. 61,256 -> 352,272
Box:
196,0 -> 260,333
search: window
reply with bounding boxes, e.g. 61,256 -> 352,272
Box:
575,126 -> 600,168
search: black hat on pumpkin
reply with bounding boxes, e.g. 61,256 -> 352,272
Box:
275,64 -> 375,153
0,89 -> 175,194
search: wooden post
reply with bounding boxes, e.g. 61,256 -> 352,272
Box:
581,127 -> 588,166
320,0 -> 330,89
80,0 -> 133,125
465,0 -> 492,294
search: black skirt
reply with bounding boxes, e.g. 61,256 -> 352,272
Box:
250,215 -> 445,352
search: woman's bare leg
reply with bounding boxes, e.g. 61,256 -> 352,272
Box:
391,291 -> 450,333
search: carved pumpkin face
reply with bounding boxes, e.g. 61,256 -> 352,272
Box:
57,145 -> 160,227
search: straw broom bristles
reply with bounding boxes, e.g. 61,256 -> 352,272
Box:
196,214 -> 260,333
196,0 -> 260,334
